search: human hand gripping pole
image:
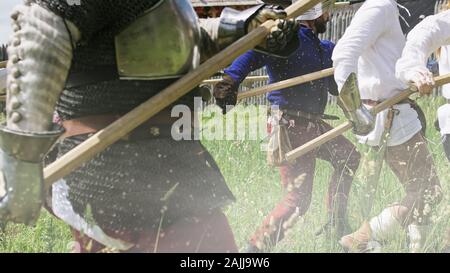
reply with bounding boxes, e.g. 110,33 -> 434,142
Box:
285,73 -> 450,163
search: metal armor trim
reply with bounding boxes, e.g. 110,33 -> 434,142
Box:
0,124 -> 63,225
338,73 -> 375,136
339,73 -> 361,112
115,0 -> 202,80
0,124 -> 64,163
217,4 -> 265,49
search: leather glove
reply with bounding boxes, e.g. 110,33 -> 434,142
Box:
213,75 -> 239,114
265,19 -> 299,53
247,6 -> 300,54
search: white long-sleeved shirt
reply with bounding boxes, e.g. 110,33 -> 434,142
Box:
438,47 -> 450,135
396,10 -> 450,136
0,68 -> 6,94
333,0 -> 408,99
332,0 -> 421,146
440,46 -> 450,99
396,10 -> 450,92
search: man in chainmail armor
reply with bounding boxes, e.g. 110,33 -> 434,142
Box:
0,0 -> 298,252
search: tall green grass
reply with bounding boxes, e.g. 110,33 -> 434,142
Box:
0,97 -> 448,253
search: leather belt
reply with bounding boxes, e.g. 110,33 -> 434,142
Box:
361,98 -> 411,106
361,99 -> 380,107
62,110 -> 184,140
281,109 -> 339,121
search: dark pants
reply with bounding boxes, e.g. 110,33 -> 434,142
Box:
70,209 -> 238,253
443,134 -> 450,162
382,133 -> 442,225
250,117 -> 360,250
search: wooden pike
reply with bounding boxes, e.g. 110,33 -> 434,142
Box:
0,66 -> 337,102
237,67 -> 334,100
43,0 -> 324,187
285,73 -> 450,163
203,75 -> 269,85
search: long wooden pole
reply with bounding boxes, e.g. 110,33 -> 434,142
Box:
0,67 -> 335,103
285,73 -> 450,162
203,75 -> 269,85
237,67 -> 334,100
43,0 -> 323,187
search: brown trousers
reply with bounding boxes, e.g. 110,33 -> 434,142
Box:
381,133 -> 442,225
250,117 -> 360,250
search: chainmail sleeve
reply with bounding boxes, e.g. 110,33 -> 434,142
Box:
35,0 -> 161,43
6,1 -> 79,132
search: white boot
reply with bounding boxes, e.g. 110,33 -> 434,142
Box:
369,207 -> 403,242
340,207 -> 402,252
407,224 -> 429,253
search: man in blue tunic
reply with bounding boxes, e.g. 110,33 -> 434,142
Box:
214,2 -> 361,252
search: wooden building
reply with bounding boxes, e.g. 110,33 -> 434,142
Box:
191,0 -> 264,17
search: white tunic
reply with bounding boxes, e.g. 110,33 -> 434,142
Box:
440,46 -> 450,99
0,68 -> 6,94
439,47 -> 450,135
396,10 -> 450,135
438,104 -> 450,135
332,0 -> 421,146
396,10 -> 450,87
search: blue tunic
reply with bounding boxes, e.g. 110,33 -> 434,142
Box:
224,26 -> 337,114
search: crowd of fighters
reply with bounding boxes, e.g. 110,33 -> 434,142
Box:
0,0 -> 448,253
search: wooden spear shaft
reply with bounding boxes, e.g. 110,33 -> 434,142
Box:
0,67 -> 336,102
237,67 -> 334,100
0,65 -> 334,105
43,0 -> 323,187
203,75 -> 269,84
285,73 -> 450,162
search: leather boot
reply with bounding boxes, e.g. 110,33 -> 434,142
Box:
339,221 -> 373,252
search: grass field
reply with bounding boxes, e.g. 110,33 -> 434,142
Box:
0,96 -> 449,253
